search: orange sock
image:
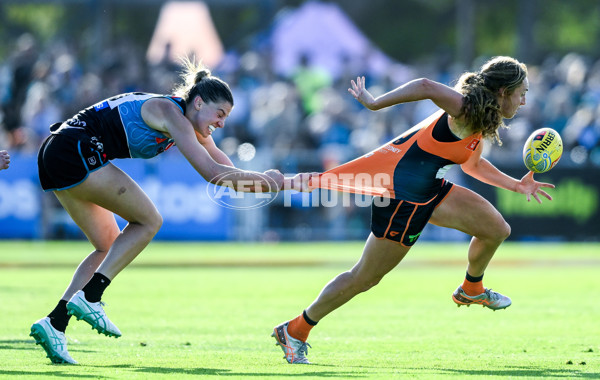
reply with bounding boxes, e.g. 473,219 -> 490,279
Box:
287,313 -> 314,342
462,278 -> 485,296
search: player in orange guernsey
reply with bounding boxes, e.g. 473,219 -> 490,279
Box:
272,56 -> 555,364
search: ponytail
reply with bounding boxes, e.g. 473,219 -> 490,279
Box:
172,56 -> 234,106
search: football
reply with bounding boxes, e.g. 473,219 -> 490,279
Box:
522,128 -> 563,173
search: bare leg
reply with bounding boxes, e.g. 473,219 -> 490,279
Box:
429,185 -> 511,276
55,163 -> 162,284
305,234 -> 410,321
52,195 -> 119,301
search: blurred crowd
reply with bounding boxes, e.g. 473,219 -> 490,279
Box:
1,32 -> 599,240
3,33 -> 600,169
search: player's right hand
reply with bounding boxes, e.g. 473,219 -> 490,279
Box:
0,150 -> 10,170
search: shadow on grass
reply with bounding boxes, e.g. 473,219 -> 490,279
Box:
419,366 -> 599,378
1,339 -> 98,354
0,370 -> 102,378
0,339 -> 38,351
95,364 -> 365,377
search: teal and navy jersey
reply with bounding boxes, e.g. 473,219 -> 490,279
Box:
53,92 -> 185,159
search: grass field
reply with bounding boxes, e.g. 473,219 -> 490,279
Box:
1,240 -> 599,379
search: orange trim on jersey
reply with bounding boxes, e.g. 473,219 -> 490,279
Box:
383,200 -> 403,237
417,111 -> 482,164
433,180 -> 455,210
400,203 -> 420,245
309,111 -> 481,198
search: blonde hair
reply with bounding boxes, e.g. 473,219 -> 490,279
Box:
172,56 -> 233,106
455,56 -> 527,145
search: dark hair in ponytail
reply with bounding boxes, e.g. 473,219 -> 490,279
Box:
455,56 -> 527,145
172,56 -> 233,106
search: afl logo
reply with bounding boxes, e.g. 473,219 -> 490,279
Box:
206,171 -> 278,210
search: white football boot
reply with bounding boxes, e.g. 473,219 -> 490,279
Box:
452,286 -> 512,310
272,322 -> 311,364
66,290 -> 122,337
30,317 -> 77,364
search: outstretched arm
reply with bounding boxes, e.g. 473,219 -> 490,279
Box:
461,144 -> 555,203
143,98 -> 282,192
348,76 -> 464,117
195,131 -> 234,167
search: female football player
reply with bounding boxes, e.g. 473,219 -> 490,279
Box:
272,56 -> 555,364
30,57 -> 312,364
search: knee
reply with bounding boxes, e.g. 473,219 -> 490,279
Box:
497,220 -> 511,242
146,211 -> 163,235
92,226 -> 120,253
355,275 -> 383,293
485,219 -> 510,244
133,208 -> 162,237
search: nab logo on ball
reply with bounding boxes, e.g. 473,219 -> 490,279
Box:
206,171 -> 278,210
522,127 -> 563,173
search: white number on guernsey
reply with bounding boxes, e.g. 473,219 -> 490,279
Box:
94,93 -> 156,110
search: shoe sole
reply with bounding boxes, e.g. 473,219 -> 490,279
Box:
29,324 -> 76,364
66,303 -> 121,338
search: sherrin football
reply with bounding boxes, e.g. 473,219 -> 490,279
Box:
522,128 -> 563,173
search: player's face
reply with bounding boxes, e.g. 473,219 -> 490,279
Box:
194,98 -> 233,138
500,78 -> 528,119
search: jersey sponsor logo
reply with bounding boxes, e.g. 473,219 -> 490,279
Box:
66,118 -> 87,127
90,136 -> 104,152
408,232 -> 421,243
466,139 -> 480,151
157,142 -> 174,154
435,164 -> 454,179
381,145 -> 401,154
155,137 -> 174,155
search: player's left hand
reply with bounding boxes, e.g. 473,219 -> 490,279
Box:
348,76 -> 376,110
516,171 -> 555,203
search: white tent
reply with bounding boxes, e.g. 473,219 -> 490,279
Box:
269,1 -> 399,80
146,1 -> 224,67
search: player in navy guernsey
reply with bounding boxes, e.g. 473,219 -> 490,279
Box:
30,57 -> 314,365
272,56 -> 556,364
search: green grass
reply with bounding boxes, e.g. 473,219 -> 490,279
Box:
1,240 -> 599,379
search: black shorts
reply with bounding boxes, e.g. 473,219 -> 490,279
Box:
38,125 -> 110,191
371,180 -> 454,246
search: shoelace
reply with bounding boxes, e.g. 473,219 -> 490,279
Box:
484,288 -> 500,301
297,341 -> 312,357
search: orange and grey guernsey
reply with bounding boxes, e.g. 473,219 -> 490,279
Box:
312,110 -> 482,203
